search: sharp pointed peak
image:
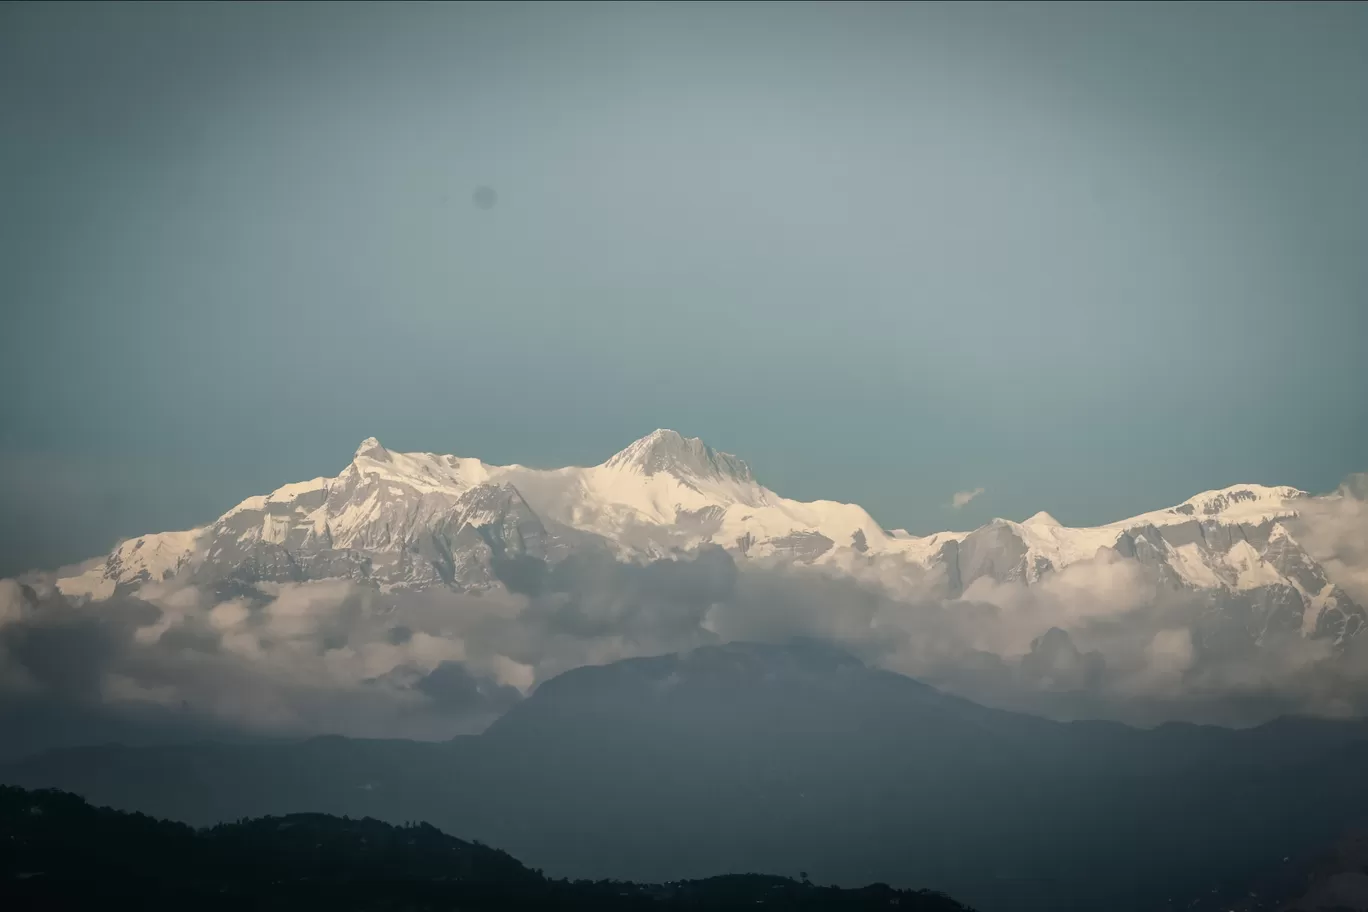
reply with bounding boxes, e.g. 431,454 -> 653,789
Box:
603,428 -> 753,483
620,428 -> 698,453
605,429 -> 697,462
1023,511 -> 1061,527
353,436 -> 390,461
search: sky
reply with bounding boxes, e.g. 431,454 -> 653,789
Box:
1,1 -> 1366,576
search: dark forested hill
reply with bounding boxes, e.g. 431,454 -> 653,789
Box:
0,785 -> 970,911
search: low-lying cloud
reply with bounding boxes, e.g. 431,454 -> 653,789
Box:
1290,473 -> 1368,606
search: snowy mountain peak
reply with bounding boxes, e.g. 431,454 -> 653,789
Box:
1022,511 -> 1061,528
602,429 -> 753,483
1173,484 -> 1305,520
354,436 -> 389,461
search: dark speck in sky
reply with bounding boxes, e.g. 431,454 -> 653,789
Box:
473,186 -> 498,210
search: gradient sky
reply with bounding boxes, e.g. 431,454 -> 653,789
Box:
2,1 -> 1366,575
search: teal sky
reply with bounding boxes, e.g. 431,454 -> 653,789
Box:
2,2 -> 1366,575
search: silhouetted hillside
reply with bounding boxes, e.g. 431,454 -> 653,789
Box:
0,785 -> 970,911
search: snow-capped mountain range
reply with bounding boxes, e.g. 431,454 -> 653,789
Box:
52,429 -> 1364,645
